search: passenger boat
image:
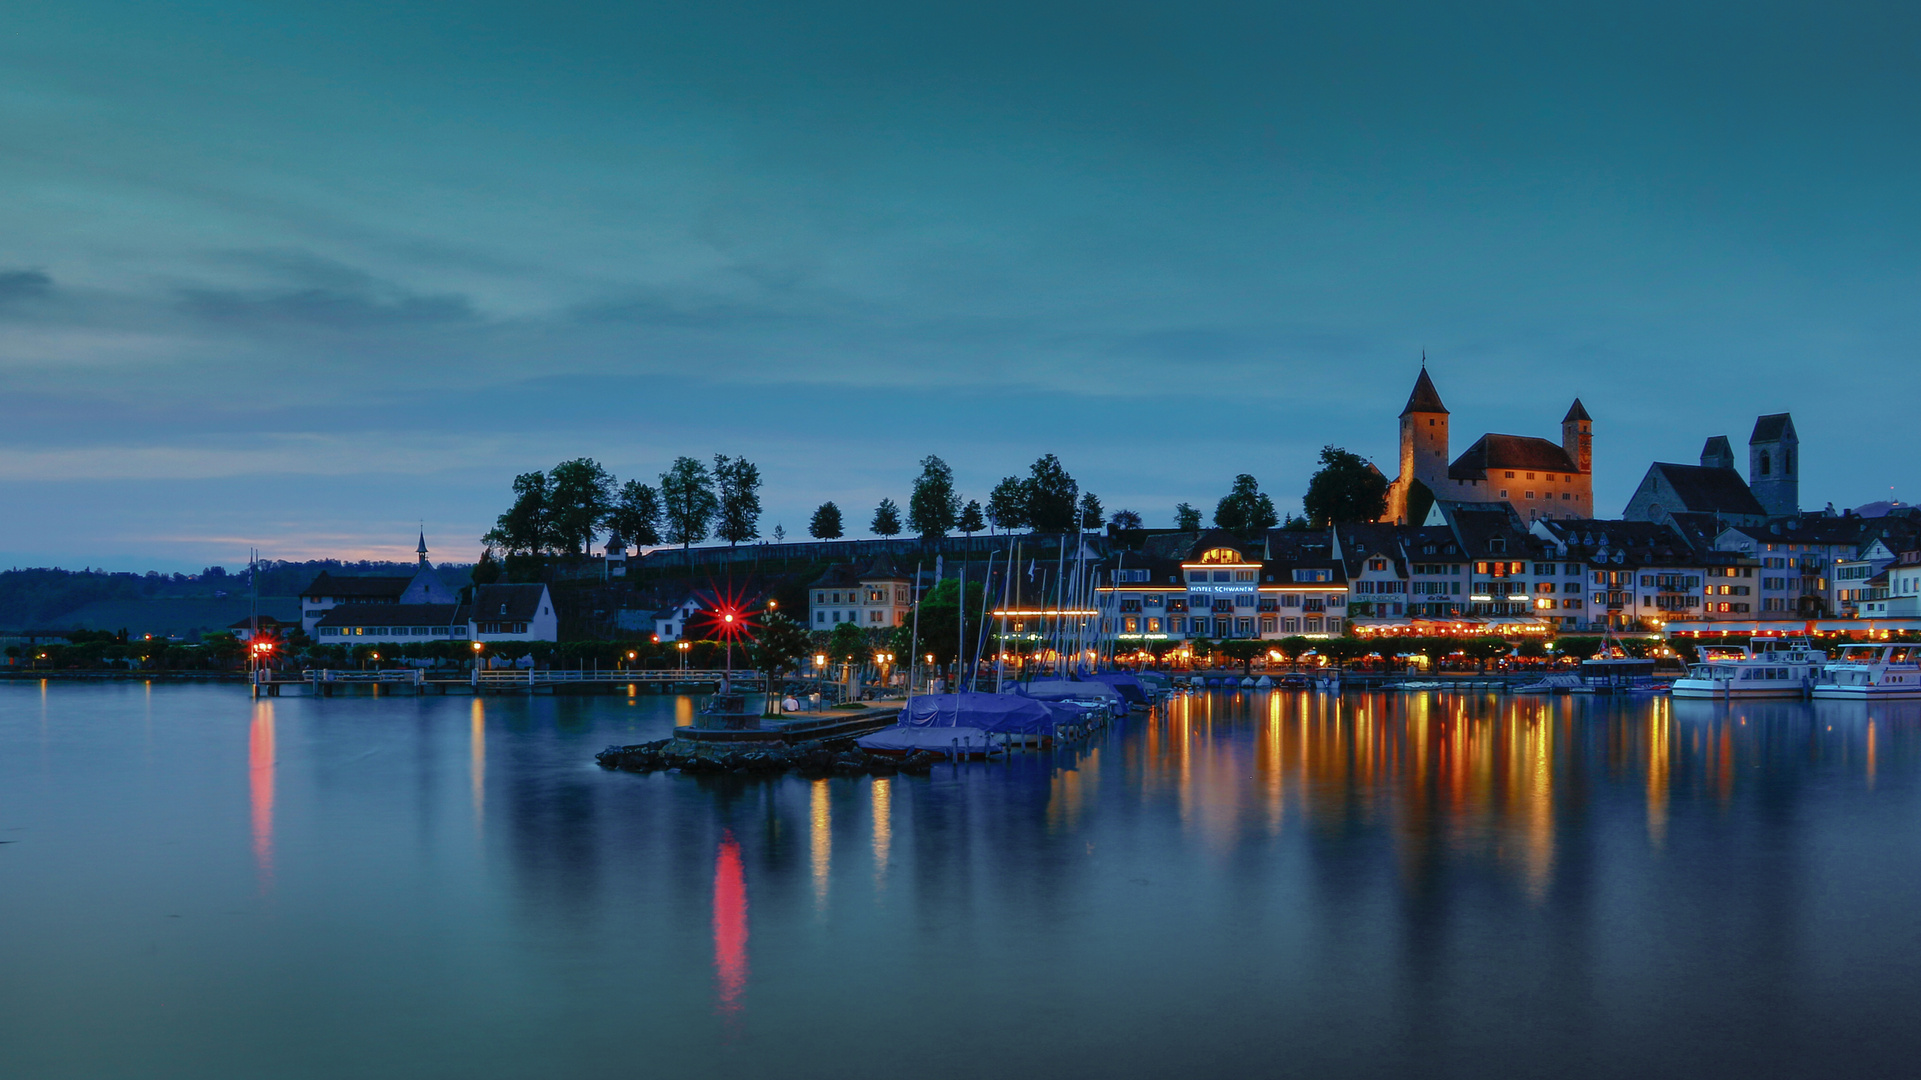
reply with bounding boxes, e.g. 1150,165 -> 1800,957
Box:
1811,644 -> 1921,700
1670,638 -> 1827,699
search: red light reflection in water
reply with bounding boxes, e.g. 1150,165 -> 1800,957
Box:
249,708 -> 275,890
713,832 -> 748,1016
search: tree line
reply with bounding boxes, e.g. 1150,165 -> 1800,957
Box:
481,445 -> 1395,560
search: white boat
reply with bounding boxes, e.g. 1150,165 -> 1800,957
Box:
1670,638 -> 1826,699
1811,644 -> 1921,700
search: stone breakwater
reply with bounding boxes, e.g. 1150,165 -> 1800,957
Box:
595,738 -> 949,777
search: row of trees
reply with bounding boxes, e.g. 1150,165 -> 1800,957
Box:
482,443 -> 1395,559
485,454 -> 765,557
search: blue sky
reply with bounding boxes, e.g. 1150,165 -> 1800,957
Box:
3,1 -> 1917,572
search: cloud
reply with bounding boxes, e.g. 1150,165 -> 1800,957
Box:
178,286 -> 473,329
0,268 -> 53,303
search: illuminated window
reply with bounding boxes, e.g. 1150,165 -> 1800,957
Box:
1199,548 -> 1243,564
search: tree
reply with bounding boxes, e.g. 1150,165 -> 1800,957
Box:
471,548 -> 503,585
1280,513 -> 1311,531
908,455 -> 961,538
957,499 -> 986,537
1320,636 -> 1370,670
986,476 -> 1029,532
747,612 -> 811,714
1275,635 -> 1312,668
1078,492 -> 1103,530
1461,635 -> 1512,672
712,454 -> 762,546
1108,509 -> 1144,531
485,471 -> 553,556
1303,446 -> 1388,526
546,457 -> 615,555
809,501 -> 844,540
1024,454 -> 1077,532
1555,636 -> 1603,662
1213,474 -> 1279,538
1219,638 -> 1265,674
608,480 -> 663,548
825,621 -> 870,694
1174,502 -> 1203,530
659,456 -> 718,550
772,523 -> 785,543
871,498 -> 903,537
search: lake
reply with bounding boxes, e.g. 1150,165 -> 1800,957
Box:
4,682 -> 1920,1079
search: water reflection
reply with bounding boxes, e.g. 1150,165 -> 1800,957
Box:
712,832 -> 748,1016
810,779 -> 831,910
470,698 -> 486,835
871,777 -> 891,889
14,685 -> 1921,1079
248,702 -> 275,889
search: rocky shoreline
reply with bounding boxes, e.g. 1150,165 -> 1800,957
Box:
595,737 -> 950,777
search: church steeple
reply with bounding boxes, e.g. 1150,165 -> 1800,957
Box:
417,530 -> 429,566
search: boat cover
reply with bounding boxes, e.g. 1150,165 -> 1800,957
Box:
1016,679 -> 1124,704
898,692 -> 1061,735
858,725 -> 998,754
1075,671 -> 1149,704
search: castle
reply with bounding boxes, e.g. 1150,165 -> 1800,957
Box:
1380,367 -> 1594,524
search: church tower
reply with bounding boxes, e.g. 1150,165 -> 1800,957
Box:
1561,399 -> 1592,476
1748,413 -> 1799,517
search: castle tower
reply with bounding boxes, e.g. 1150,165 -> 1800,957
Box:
1399,366 -> 1450,492
1700,435 -> 1734,470
1748,413 -> 1799,517
1561,399 -> 1592,476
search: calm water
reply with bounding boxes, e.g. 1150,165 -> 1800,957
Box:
4,683 -> 1921,1079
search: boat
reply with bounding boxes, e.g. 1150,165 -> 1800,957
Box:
856,693 -> 1061,757
1073,670 -> 1153,710
1571,656 -> 1665,694
1811,644 -> 1921,700
1017,678 -> 1129,720
1670,638 -> 1827,699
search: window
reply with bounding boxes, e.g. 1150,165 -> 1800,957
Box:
1119,598 -> 1142,613
1292,569 -> 1330,582
1235,594 -> 1255,609
1236,617 -> 1254,636
1188,571 -> 1208,582
1260,616 -> 1277,634
1369,558 -> 1388,571
1146,618 -> 1161,633
816,612 -> 826,625
1124,617 -> 1139,633
1234,570 -> 1255,582
1282,618 -> 1299,632
1562,493 -> 1571,500
1505,471 -> 1516,478
1213,571 -> 1232,582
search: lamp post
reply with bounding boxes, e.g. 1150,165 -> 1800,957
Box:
677,640 -> 690,673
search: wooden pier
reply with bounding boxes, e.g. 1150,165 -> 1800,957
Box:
255,669 -> 773,697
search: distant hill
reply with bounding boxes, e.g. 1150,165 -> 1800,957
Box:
50,597 -> 302,640
0,561 -> 470,633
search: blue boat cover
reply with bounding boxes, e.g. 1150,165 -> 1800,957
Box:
858,725 -> 998,754
1015,679 -> 1123,703
899,692 -> 1060,735
1076,670 -> 1148,704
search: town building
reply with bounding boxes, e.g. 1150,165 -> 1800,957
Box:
1860,550 -> 1921,618
298,533 -> 459,636
1381,366 -> 1593,525
1095,531 -> 1349,642
808,558 -> 913,630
